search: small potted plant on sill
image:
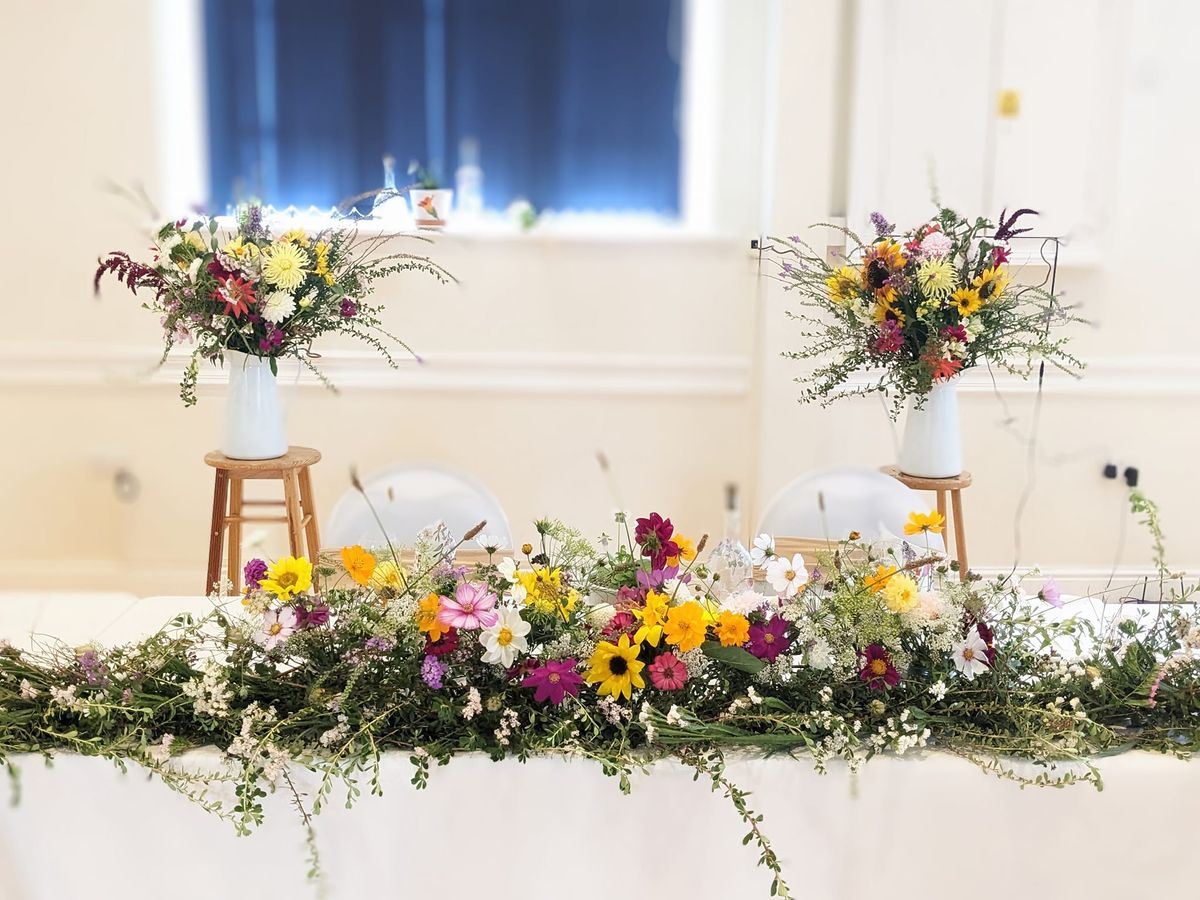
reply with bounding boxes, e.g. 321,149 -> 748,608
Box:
407,160 -> 453,229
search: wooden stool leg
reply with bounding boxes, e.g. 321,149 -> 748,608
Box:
951,489 -> 968,581
206,469 -> 229,595
226,477 -> 243,593
298,464 -> 321,561
936,489 -> 950,556
282,470 -> 305,558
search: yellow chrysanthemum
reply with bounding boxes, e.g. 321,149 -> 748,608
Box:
666,533 -> 697,568
261,241 -> 310,292
340,545 -> 376,587
221,236 -> 260,261
258,556 -> 313,601
916,258 -> 956,301
714,610 -> 751,647
633,590 -> 670,647
586,635 -> 645,700
825,265 -> 863,306
280,228 -> 311,247
416,592 -> 450,642
370,559 -> 408,592
864,564 -> 897,594
663,601 -> 708,653
972,265 -> 1009,303
951,287 -> 982,317
904,510 -> 945,536
883,573 -> 920,614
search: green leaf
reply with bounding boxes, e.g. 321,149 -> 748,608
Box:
701,641 -> 765,674
269,356 -> 278,377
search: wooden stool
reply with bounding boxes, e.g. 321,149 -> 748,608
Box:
881,465 -> 972,582
204,446 -> 322,595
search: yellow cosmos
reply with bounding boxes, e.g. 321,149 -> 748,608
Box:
340,545 -> 376,587
864,564 -> 897,594
904,510 -> 945,536
416,592 -> 450,642
663,601 -> 708,653
972,265 -> 1009,303
280,228 -> 311,247
258,556 -> 313,601
825,265 -> 862,306
714,610 -> 750,647
666,533 -> 697,568
951,287 -> 982,317
261,241 -> 310,292
884,573 -> 920,614
586,635 -> 645,700
633,590 -> 670,647
370,559 -> 408,592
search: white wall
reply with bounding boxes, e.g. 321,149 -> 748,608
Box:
0,0 -> 1195,597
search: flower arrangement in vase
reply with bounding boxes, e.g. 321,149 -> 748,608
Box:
95,204 -> 454,459
772,207 -> 1084,477
407,160 -> 453,229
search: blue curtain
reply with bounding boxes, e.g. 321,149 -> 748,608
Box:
204,0 -> 680,214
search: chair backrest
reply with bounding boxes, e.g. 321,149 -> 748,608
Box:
324,463 -> 512,551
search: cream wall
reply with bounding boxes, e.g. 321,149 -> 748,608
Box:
1,0 -> 1195,596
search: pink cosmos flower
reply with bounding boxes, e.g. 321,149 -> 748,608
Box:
522,658 -> 585,705
437,582 -> 499,630
648,652 -> 689,691
746,616 -> 791,662
1039,578 -> 1063,608
257,606 -> 299,651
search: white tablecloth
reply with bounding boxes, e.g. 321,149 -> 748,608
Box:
1,594 -> 1195,899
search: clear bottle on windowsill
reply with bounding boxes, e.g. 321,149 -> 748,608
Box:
706,483 -> 753,600
371,154 -> 407,220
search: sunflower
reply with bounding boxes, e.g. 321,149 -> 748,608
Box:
951,287 -> 982,317
339,545 -> 376,587
825,265 -> 862,306
972,265 -> 1009,303
586,634 -> 646,700
872,295 -> 906,327
860,239 -> 907,304
258,556 -> 313,601
261,241 -> 310,292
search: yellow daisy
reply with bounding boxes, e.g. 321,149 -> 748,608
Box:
904,510 -> 945,536
261,241 -> 310,292
258,556 -> 313,601
314,240 -> 335,286
633,590 -> 670,647
586,635 -> 645,700
221,236 -> 259,262
370,559 -> 408,592
663,601 -> 708,653
515,567 -> 567,615
951,287 -> 982,317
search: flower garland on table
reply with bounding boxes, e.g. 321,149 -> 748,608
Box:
94,203 -> 455,406
0,494 -> 1197,898
771,207 -> 1086,415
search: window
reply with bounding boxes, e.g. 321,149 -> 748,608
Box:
203,0 -> 683,215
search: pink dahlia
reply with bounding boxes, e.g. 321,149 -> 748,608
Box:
436,582 -> 498,630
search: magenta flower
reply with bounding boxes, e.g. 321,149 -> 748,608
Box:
601,610 -> 638,640
298,601 -> 330,629
1039,578 -> 1063,608
859,643 -> 900,690
941,324 -> 968,344
340,298 -> 358,318
522,658 -> 584,705
634,512 -> 680,569
244,558 -> 268,590
992,245 -> 1011,266
437,582 -> 498,630
873,319 -> 904,353
648,652 -> 689,691
746,616 -> 791,662
424,629 -> 459,657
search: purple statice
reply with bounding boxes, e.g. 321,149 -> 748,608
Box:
340,298 -> 358,318
77,649 -> 110,687
421,654 -> 447,689
869,211 -> 893,237
244,558 -> 268,590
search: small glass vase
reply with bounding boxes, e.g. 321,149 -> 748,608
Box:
898,379 -> 962,478
222,350 -> 287,460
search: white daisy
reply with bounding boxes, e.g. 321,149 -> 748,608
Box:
765,553 -> 808,598
260,290 -> 296,324
479,607 -> 531,667
474,533 -> 506,554
952,627 -> 990,680
497,557 -> 519,584
750,533 -> 775,566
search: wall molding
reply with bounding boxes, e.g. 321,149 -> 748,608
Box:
2,344 -> 1198,399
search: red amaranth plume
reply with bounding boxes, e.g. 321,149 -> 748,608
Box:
94,251 -> 165,297
994,208 -> 1037,242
